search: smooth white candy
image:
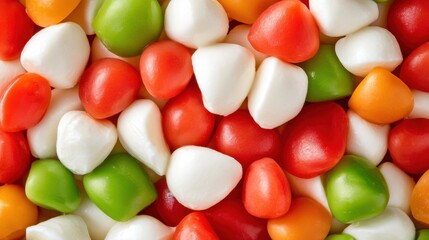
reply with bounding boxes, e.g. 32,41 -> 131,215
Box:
27,87 -> 83,159
248,57 -> 308,129
65,0 -> 105,35
309,0 -> 378,37
164,0 -> 228,49
105,215 -> 174,240
192,43 -> 255,116
117,99 -> 171,176
379,162 -> 415,214
0,58 -> 26,90
408,90 -> 429,119
335,26 -> 403,77
57,111 -> 117,175
21,22 -> 90,89
346,110 -> 390,165
166,146 -> 242,210
343,207 -> 415,240
26,215 -> 91,240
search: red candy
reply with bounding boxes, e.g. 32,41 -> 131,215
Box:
400,42 -> 429,92
174,212 -> 219,240
0,130 -> 31,184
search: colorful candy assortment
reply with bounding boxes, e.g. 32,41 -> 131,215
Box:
2,0 -> 429,239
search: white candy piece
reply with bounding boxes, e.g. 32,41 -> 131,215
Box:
164,0 -> 229,49
346,110 -> 390,166
335,26 -> 403,77
27,87 -> 83,159
310,0 -> 378,37
408,90 -> 429,119
248,57 -> 308,129
167,146 -> 242,210
117,99 -> 171,176
57,111 -> 117,175
105,215 -> 174,240
91,36 -> 140,70
26,215 -> 91,240
21,22 -> 90,89
64,0 -> 105,35
192,43 -> 255,116
0,58 -> 26,91
379,162 -> 415,214
343,207 -> 415,240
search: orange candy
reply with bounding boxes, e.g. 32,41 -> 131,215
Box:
218,0 -> 280,24
0,184 -> 38,240
348,67 -> 414,124
26,0 -> 82,27
411,170 -> 429,225
267,197 -> 331,240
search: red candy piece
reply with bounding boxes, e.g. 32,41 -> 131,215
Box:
400,42 -> 429,92
0,130 -> 31,184
248,0 -> 319,63
174,212 -> 219,240
281,102 -> 348,178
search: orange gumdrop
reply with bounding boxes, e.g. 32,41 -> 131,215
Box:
26,0 -> 82,27
411,170 -> 429,225
267,197 -> 331,240
348,67 -> 414,125
218,0 -> 281,24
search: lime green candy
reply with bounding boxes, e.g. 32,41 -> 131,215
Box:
93,0 -> 163,57
325,155 -> 389,223
301,44 -> 354,102
417,229 -> 429,240
83,153 -> 157,221
325,233 -> 355,240
25,159 -> 81,213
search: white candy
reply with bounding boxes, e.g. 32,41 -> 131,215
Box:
65,0 -> 105,35
192,43 -> 255,116
27,87 -> 83,159
379,162 -> 415,214
105,215 -> 174,240
346,110 -> 390,165
248,57 -> 308,129
167,146 -> 242,210
57,111 -> 117,175
0,58 -> 26,91
26,215 -> 91,240
310,0 -> 378,37
343,207 -> 415,240
408,90 -> 429,119
164,0 -> 228,49
21,22 -> 90,89
335,26 -> 403,77
117,99 -> 171,176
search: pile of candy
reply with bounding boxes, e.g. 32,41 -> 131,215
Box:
2,0 -> 429,239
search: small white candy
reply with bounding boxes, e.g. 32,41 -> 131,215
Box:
379,162 -> 415,214
57,111 -> 117,175
408,90 -> 429,119
105,215 -> 174,240
117,99 -> 171,176
346,110 -> 390,166
64,0 -> 105,35
343,207 -> 415,240
164,0 -> 229,49
0,58 -> 26,90
335,26 -> 402,77
167,146 -> 242,210
27,87 -> 83,159
21,22 -> 90,89
26,215 -> 91,240
310,0 -> 378,37
248,57 -> 308,129
192,43 -> 255,116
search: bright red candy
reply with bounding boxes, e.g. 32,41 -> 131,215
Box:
389,118 -> 429,174
281,102 -> 348,178
214,109 -> 281,168
0,130 -> 31,184
140,40 -> 193,99
0,0 -> 34,60
400,42 -> 429,92
387,0 -> 429,54
248,0 -> 319,63
243,157 -> 291,219
173,212 -> 219,240
79,58 -> 142,119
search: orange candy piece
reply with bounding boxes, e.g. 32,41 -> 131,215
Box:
267,197 -> 331,240
26,0 -> 82,27
411,170 -> 429,225
348,67 -> 414,124
218,0 -> 280,24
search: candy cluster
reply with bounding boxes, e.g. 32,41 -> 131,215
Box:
1,0 -> 429,239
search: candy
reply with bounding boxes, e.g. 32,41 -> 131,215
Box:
412,170 -> 429,225
26,214 -> 91,240
65,0 -> 104,35
409,90 -> 429,119
0,59 -> 26,90
0,130 -> 30,184
25,0 -> 81,27
173,212 -> 219,240
325,234 -> 355,240
90,36 -> 140,69
400,42 -> 429,92
218,0 -> 280,24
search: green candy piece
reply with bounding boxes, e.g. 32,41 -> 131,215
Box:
93,0 -> 163,57
325,233 -> 355,240
325,155 -> 389,223
25,159 -> 81,213
416,229 -> 429,240
83,153 -> 157,221
301,44 -> 354,102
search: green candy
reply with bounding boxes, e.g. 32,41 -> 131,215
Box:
301,44 -> 354,102
93,0 -> 163,57
25,159 -> 81,213
83,153 -> 157,221
325,233 -> 355,240
417,229 -> 429,240
325,155 -> 389,223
